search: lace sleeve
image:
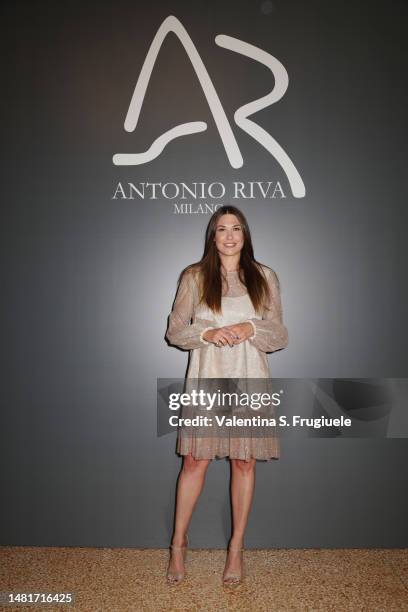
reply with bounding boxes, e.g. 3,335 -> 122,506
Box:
166,268 -> 216,350
245,267 -> 289,353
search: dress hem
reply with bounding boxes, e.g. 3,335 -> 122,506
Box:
176,451 -> 279,462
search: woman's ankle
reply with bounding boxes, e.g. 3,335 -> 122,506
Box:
229,537 -> 244,550
171,533 -> 188,547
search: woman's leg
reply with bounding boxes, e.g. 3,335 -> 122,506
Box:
168,454 -> 211,575
224,458 -> 256,576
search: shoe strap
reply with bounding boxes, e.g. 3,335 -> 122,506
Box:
170,535 -> 189,551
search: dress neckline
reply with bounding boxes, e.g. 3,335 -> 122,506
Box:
222,292 -> 249,298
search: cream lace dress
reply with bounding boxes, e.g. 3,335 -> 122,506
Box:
166,265 -> 288,461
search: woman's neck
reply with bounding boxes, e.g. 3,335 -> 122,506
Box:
219,257 -> 240,273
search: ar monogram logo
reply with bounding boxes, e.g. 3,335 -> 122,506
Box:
113,15 -> 306,198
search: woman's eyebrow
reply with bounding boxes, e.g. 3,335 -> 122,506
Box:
217,224 -> 242,228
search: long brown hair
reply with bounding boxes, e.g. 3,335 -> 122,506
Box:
183,205 -> 273,315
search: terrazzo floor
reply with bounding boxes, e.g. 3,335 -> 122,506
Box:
1,547 -> 408,611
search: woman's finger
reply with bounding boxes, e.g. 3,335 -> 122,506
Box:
223,327 -> 238,340
221,331 -> 235,347
214,333 -> 230,347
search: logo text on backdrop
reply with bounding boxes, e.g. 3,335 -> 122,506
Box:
112,15 -> 305,206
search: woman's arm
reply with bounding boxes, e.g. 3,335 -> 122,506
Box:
166,269 -> 216,350
245,267 -> 289,353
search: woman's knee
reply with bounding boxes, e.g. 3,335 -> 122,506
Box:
231,458 -> 256,473
182,454 -> 211,473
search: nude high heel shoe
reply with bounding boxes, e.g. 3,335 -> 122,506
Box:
222,545 -> 244,586
166,534 -> 189,585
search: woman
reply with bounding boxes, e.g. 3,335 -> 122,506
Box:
165,205 -> 288,585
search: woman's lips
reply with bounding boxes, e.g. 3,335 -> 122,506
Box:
224,243 -> 237,247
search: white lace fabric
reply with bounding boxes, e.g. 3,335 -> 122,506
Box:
166,266 -> 288,354
166,265 -> 288,461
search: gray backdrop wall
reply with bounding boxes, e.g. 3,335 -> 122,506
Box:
1,0 -> 407,547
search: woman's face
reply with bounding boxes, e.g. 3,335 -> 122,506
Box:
214,213 -> 244,258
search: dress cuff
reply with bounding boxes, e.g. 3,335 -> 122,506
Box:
199,326 -> 214,345
245,319 -> 257,340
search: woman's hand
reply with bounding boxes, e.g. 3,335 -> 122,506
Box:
202,326 -> 238,347
202,322 -> 254,347
224,322 -> 254,345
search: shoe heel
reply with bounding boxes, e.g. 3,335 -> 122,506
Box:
222,546 -> 244,586
166,534 -> 189,585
